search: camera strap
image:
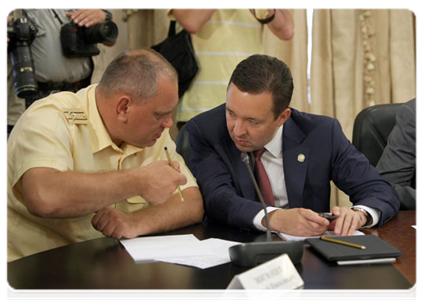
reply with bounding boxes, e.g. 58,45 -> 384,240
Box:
51,9 -> 65,25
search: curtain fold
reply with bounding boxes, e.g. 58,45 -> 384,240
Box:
389,10 -> 416,103
263,9 -> 309,113
310,9 -> 416,207
123,9 -> 169,48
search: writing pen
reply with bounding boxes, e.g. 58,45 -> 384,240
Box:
320,236 -> 366,250
164,147 -> 184,202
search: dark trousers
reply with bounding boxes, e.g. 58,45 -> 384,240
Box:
7,75 -> 91,137
25,75 -> 91,109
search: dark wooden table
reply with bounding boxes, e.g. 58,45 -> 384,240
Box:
362,210 -> 416,285
8,211 -> 414,289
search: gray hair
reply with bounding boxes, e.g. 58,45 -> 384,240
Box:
97,48 -> 178,101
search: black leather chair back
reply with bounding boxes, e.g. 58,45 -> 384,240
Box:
352,103 -> 402,166
175,124 -> 191,169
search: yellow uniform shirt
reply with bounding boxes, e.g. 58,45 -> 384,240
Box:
175,9 -> 264,122
7,84 -> 198,261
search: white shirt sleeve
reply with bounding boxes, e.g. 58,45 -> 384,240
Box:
252,207 -> 280,231
351,205 -> 381,228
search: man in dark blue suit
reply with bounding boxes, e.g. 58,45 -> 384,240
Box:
186,54 -> 400,237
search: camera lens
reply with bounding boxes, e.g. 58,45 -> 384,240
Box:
8,18 -> 38,98
11,45 -> 38,98
83,21 -> 118,44
103,25 -> 112,38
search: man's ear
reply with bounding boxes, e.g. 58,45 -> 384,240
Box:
277,108 -> 291,127
116,96 -> 131,123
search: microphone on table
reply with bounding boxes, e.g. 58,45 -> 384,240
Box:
228,152 -> 303,267
241,152 -> 272,242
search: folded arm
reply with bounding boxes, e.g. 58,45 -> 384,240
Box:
21,161 -> 187,218
266,9 -> 294,40
91,186 -> 204,238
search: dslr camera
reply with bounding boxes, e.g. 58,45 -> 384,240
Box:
7,16 -> 38,99
60,21 -> 118,57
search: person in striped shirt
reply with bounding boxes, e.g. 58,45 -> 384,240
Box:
170,9 -> 294,126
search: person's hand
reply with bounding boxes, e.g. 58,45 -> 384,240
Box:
137,160 -> 187,205
92,207 -> 138,239
328,206 -> 367,236
267,208 -> 329,236
66,9 -> 107,27
7,18 -> 12,46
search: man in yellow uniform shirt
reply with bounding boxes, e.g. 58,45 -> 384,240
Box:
7,48 -> 204,262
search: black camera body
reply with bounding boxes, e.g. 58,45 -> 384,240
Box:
60,21 -> 118,57
7,17 -> 38,98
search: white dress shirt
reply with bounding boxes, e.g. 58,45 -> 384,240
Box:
252,125 -> 380,231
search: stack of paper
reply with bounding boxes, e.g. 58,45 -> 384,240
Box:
120,234 -> 240,269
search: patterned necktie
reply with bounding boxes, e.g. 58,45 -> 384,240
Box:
253,147 -> 275,206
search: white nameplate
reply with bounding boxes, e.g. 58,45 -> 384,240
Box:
227,254 -> 304,290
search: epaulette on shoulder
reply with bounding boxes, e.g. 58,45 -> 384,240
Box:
62,108 -> 88,125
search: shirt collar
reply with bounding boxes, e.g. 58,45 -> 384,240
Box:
264,125 -> 283,158
87,86 -> 115,153
88,85 -> 143,156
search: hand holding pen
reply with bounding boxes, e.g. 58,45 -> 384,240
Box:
134,160 -> 187,205
165,147 -> 185,202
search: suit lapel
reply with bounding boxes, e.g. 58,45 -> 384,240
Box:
229,143 -> 257,201
283,117 -> 309,208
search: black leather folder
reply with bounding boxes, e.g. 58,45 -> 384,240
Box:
306,235 -> 402,263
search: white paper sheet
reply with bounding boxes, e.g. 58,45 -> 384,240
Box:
157,238 -> 241,269
120,234 -> 213,262
276,230 -> 364,241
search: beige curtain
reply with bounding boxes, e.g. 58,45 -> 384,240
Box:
310,9 -> 416,207
123,9 -> 169,48
263,9 -> 309,113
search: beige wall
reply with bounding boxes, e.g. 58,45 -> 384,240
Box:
105,8 -> 128,65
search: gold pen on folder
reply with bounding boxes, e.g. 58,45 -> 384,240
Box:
164,147 -> 184,202
320,236 -> 366,250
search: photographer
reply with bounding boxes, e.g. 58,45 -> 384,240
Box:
7,9 -> 117,135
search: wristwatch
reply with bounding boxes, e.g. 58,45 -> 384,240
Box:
351,207 -> 372,227
102,9 -> 113,22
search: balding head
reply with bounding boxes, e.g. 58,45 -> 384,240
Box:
97,48 -> 178,102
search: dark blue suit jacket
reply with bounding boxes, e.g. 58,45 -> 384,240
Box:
187,104 -> 400,230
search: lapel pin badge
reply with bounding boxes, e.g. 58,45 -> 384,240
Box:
297,154 -> 305,162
